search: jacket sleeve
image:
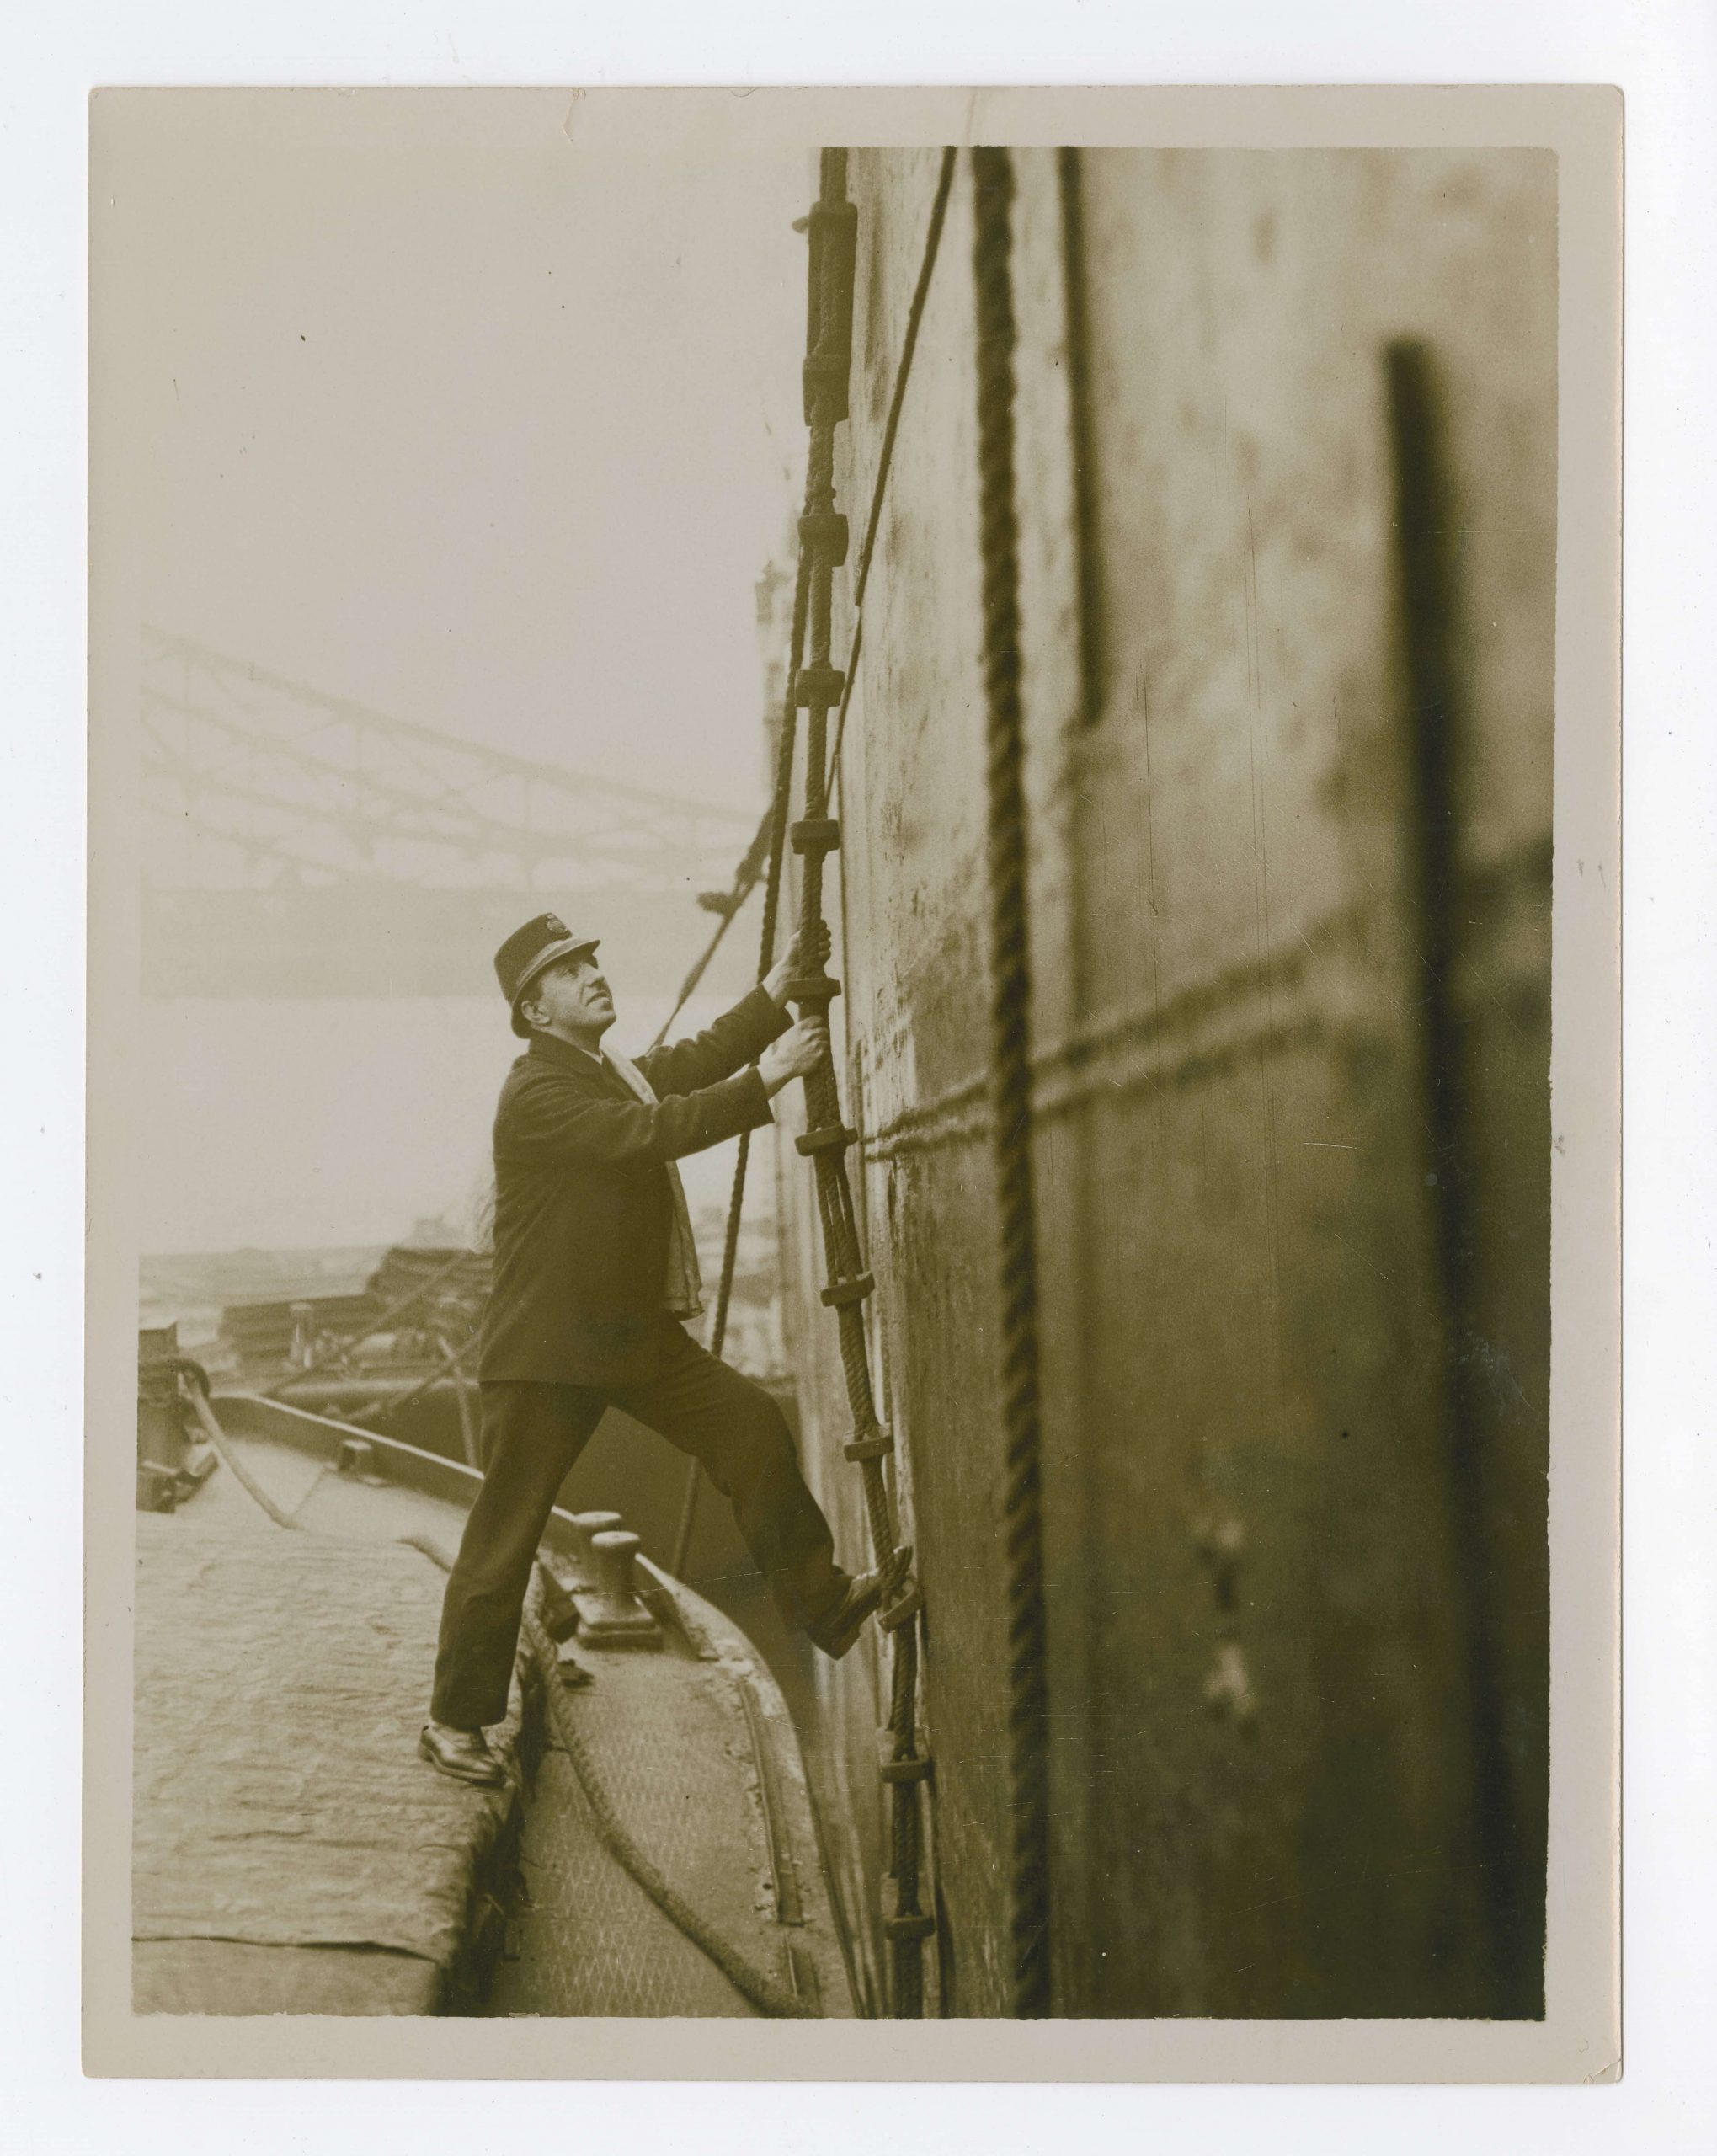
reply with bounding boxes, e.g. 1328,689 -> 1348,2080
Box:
637,985 -> 792,1098
497,1061 -> 774,1166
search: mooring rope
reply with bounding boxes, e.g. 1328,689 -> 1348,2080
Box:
344,1326 -> 479,1430
512,1602 -> 815,2019
972,143 -> 1053,2020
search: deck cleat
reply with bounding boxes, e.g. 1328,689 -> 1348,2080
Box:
334,1436 -> 387,1485
572,1529 -> 663,1650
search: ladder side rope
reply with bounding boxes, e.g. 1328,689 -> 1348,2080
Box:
666,150 -> 955,1588
787,148 -> 934,2020
668,551 -> 810,1577
972,145 -> 1053,2020
654,145 -> 956,1055
824,146 -> 957,805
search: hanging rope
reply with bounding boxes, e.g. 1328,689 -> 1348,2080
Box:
344,1326 -> 479,1430
668,550 -> 808,1577
972,144 -> 1052,2020
666,149 -> 955,1590
650,800 -> 776,1051
825,147 -> 957,802
781,147 -> 935,2020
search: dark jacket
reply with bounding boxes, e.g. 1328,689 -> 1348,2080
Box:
479,986 -> 791,1385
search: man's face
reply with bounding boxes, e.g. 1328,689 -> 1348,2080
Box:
523,951 -> 615,1041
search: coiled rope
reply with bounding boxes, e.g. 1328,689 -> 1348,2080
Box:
972,144 -> 1053,2020
176,1370 -> 808,2017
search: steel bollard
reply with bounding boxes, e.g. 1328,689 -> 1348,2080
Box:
575,1529 -> 662,1649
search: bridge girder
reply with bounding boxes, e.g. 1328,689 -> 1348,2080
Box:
141,628 -> 759,896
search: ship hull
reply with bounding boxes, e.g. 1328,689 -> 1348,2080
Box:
775,147 -> 1555,2020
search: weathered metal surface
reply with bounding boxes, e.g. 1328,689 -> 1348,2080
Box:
778,148 -> 1554,2017
487,1592 -> 852,2019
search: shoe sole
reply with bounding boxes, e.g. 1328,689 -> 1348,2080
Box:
810,1549 -> 917,1659
417,1732 -> 507,1787
810,1585 -> 886,1661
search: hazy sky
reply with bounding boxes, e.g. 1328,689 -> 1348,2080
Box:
129,92 -> 811,810
115,93 -> 818,1251
139,993 -> 744,1253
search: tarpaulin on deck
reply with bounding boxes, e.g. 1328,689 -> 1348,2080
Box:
132,1502 -> 519,1980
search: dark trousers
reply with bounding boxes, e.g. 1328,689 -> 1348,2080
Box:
430,1321 -> 845,1729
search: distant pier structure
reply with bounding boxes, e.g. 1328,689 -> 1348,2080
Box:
141,628 -> 762,999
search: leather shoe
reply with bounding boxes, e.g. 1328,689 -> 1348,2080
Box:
806,1546 -> 915,1661
419,1721 -> 508,1787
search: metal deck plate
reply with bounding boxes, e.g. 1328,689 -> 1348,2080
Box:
493,1646 -> 813,2018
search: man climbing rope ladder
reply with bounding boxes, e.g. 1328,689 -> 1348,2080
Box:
420,910 -> 907,1787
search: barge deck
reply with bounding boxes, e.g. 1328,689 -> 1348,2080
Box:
131,1387 -> 852,2019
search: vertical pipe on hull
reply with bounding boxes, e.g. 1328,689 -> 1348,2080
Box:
973,145 -> 1053,2020
1056,147 -> 1106,729
1385,338 -> 1538,2017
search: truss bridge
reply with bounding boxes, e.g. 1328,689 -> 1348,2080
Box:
141,630 -> 762,998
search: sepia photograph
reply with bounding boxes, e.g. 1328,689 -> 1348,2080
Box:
83,86 -> 1621,2075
